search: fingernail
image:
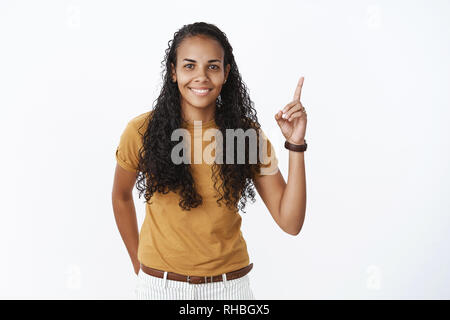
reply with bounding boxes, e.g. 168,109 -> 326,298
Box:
282,114 -> 287,119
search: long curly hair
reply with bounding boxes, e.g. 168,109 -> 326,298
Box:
136,22 -> 265,213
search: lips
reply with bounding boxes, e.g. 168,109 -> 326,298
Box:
189,87 -> 212,96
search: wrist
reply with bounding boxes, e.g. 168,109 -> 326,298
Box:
287,139 -> 305,145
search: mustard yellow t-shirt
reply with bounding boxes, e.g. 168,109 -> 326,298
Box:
115,111 -> 279,276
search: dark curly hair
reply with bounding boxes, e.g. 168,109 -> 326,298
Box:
136,22 -> 266,213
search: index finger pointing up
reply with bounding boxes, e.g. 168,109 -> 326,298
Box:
293,76 -> 304,102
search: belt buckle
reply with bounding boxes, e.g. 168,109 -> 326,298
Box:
187,275 -> 214,284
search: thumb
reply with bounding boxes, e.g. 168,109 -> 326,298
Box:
275,110 -> 284,125
275,110 -> 286,127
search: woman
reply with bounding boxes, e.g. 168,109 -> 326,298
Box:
112,22 -> 308,300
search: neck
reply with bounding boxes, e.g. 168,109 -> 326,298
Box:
180,101 -> 216,124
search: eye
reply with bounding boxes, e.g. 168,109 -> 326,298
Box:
183,64 -> 220,70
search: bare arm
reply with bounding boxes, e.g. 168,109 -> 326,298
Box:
111,163 -> 140,275
254,150 -> 306,236
254,76 -> 308,236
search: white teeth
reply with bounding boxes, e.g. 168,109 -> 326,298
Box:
191,88 -> 209,93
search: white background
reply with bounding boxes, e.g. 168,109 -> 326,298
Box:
0,0 -> 449,299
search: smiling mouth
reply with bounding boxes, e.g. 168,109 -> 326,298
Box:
189,88 -> 212,96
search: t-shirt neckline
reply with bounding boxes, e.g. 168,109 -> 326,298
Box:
182,118 -> 216,129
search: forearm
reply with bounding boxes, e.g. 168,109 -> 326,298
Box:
112,197 -> 140,268
279,143 -> 307,235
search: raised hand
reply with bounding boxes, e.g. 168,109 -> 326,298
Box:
275,76 -> 308,145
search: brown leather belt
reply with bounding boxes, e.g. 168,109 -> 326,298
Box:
140,263 -> 253,284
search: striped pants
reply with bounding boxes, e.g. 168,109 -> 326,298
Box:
134,269 -> 256,300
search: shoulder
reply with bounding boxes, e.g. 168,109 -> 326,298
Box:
127,110 -> 154,135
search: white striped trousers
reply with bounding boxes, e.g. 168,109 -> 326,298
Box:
135,269 -> 256,300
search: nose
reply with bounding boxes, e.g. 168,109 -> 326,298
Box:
193,67 -> 209,82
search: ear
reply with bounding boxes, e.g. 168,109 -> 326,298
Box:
224,64 -> 231,82
170,62 -> 176,82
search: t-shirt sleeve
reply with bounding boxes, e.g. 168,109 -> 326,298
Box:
255,129 -> 279,178
115,119 -> 142,173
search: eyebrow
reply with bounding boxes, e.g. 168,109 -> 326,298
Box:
183,58 -> 222,63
